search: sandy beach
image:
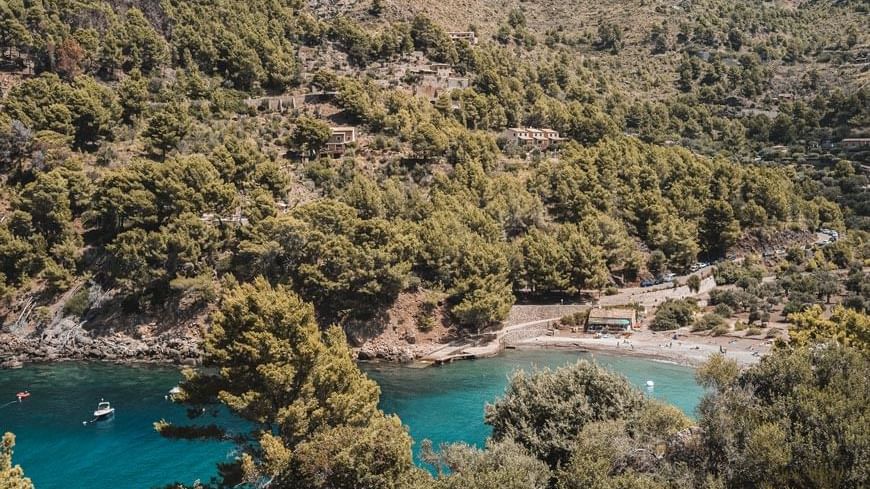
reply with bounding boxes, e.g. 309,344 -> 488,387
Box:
511,329 -> 772,367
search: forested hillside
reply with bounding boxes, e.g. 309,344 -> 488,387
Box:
1,2 -> 869,488
0,0 -> 867,356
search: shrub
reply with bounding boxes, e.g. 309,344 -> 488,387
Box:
693,313 -> 727,332
709,288 -> 756,312
714,303 -> 734,317
782,300 -> 806,316
748,309 -> 761,324
169,274 -> 217,303
604,286 -> 619,296
63,286 -> 91,317
34,306 -> 52,323
416,292 -> 441,332
734,321 -> 747,331
746,327 -> 763,336
560,310 -> 589,327
485,360 -> 647,467
416,314 -> 435,332
711,324 -> 730,336
651,299 -> 697,331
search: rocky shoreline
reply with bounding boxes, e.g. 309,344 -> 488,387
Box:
354,335 -> 429,363
0,318 -> 201,369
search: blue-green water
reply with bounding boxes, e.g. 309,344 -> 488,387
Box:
364,350 -> 704,462
0,351 -> 702,488
0,363 -> 245,489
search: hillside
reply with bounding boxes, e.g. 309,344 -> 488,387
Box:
0,0 -> 868,364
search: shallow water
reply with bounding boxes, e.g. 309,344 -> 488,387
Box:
0,351 -> 703,488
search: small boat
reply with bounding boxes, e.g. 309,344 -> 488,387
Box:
646,380 -> 655,387
93,400 -> 115,420
16,391 -> 30,401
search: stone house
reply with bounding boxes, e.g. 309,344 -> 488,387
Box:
448,31 -> 478,45
325,127 -> 356,156
502,127 -> 564,150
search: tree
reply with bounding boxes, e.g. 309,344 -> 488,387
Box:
411,122 -> 448,159
55,37 -> 85,80
175,279 -> 389,484
67,75 -> 119,151
651,299 -> 697,331
699,344 -> 869,488
700,200 -> 740,257
143,103 -> 190,159
290,116 -> 332,158
0,433 -> 33,489
649,23 -> 670,54
118,72 -> 149,123
647,250 -> 667,278
484,360 -> 647,467
687,274 -> 701,294
555,417 -> 679,489
649,216 -> 699,273
116,8 -> 168,74
788,305 -> 870,352
450,272 -> 514,329
695,353 -> 739,390
813,269 -> 839,303
561,225 -> 610,292
239,200 -> 410,321
515,229 -> 568,293
369,0 -> 383,16
596,23 -> 623,53
410,15 -> 458,64
290,415 -> 416,489
421,440 -> 551,489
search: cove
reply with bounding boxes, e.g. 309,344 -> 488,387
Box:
363,349 -> 704,464
0,352 -> 702,489
0,362 -> 245,489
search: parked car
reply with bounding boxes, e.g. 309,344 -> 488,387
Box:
662,273 -> 676,283
640,279 -> 656,288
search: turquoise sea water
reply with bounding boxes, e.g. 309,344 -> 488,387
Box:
363,350 -> 704,463
0,362 -> 244,489
0,351 -> 702,488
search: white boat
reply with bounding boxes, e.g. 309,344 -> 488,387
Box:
93,400 -> 115,419
166,386 -> 182,400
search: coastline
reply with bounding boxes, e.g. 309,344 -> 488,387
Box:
508,331 -> 770,368
0,330 -> 202,369
510,341 -> 703,368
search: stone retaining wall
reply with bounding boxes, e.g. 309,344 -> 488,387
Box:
505,305 -> 588,326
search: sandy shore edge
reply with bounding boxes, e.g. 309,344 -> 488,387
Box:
508,332 -> 769,368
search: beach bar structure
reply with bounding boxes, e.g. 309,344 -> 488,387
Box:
585,308 -> 637,334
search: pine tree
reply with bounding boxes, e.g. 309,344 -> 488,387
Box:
0,433 -> 33,489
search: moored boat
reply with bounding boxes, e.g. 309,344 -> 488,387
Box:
93,400 -> 115,420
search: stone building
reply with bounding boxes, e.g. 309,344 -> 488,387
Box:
325,127 -> 356,156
